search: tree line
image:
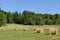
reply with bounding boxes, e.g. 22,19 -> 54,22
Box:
0,9 -> 60,26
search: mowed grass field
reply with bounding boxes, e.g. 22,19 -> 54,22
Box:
0,24 -> 60,40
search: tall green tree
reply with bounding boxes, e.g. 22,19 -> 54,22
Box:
0,10 -> 7,26
23,10 -> 35,25
7,12 -> 14,23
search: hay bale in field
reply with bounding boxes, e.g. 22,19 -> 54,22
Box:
34,28 -> 40,33
13,26 -> 20,31
39,27 -> 44,33
23,27 -> 29,31
36,29 -> 40,33
34,28 -> 36,31
13,28 -> 18,31
47,27 -> 58,35
34,27 -> 44,33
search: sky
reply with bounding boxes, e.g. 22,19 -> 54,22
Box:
0,0 -> 60,14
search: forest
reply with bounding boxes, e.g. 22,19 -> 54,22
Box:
0,9 -> 60,26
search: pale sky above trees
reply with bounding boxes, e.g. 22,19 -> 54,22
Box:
0,0 -> 60,14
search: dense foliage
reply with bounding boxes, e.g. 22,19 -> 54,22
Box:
0,9 -> 60,26
0,10 -> 7,26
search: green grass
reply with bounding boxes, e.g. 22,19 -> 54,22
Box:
0,24 -> 60,40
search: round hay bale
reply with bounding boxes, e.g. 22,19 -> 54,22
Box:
34,27 -> 44,33
13,28 -> 18,31
39,27 -> 44,33
34,28 -> 37,31
36,29 -> 40,33
23,27 -> 29,31
47,27 -> 58,35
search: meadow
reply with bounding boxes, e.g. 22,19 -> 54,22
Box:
0,24 -> 60,40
